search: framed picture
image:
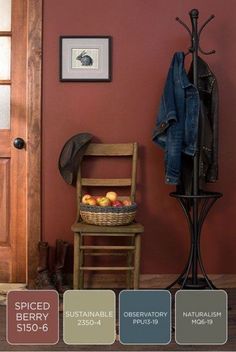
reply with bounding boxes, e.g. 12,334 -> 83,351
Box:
60,36 -> 112,82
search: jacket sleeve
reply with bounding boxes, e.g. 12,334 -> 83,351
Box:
164,55 -> 185,185
152,59 -> 178,150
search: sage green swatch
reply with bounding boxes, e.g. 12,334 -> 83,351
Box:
63,290 -> 116,345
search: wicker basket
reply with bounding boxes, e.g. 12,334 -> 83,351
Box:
80,203 -> 137,226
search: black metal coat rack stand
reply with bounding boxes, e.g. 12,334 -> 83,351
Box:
167,9 -> 223,290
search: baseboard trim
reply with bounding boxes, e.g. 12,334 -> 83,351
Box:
0,283 -> 27,294
68,273 -> 236,288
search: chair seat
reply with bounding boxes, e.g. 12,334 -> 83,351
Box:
71,221 -> 144,234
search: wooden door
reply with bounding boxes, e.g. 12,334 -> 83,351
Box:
0,0 -> 42,283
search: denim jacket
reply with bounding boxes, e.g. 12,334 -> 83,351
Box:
152,52 -> 200,184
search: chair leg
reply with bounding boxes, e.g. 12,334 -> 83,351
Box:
133,233 -> 141,289
73,232 -> 81,289
79,235 -> 84,289
126,236 -> 134,289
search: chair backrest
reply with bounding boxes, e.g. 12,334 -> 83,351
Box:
76,143 -> 138,221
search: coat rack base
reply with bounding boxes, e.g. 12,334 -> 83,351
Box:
178,277 -> 215,290
167,191 -> 222,290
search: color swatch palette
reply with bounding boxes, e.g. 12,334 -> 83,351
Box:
6,289 -> 228,346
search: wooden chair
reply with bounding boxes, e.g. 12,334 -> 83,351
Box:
71,143 -> 144,289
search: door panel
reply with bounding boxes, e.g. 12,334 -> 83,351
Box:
0,131 -> 11,155
0,0 -> 27,283
0,159 -> 10,243
0,0 -> 42,284
0,248 -> 11,282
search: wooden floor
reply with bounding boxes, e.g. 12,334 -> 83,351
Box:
0,288 -> 236,351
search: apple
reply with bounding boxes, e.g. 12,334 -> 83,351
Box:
87,197 -> 97,206
123,198 -> 132,206
106,191 -> 118,202
82,194 -> 92,204
95,196 -> 103,205
112,200 -> 123,207
97,197 -> 111,207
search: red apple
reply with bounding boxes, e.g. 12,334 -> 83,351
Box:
123,198 -> 132,206
82,194 -> 92,204
87,197 -> 97,206
97,197 -> 111,207
112,200 -> 123,207
106,191 -> 118,202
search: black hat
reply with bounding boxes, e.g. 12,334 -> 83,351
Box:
58,133 -> 93,186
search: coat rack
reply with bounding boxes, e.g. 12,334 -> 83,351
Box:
167,9 -> 222,290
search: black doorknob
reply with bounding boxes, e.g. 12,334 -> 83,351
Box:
13,137 -> 25,149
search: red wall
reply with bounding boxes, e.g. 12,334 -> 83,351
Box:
42,0 -> 236,274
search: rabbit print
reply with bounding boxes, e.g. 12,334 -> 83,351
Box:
76,50 -> 93,66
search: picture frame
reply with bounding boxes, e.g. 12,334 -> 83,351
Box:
60,36 -> 112,82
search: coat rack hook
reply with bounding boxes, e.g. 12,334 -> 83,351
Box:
199,46 -> 216,55
198,14 -> 215,37
176,17 -> 192,39
198,15 -> 215,55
